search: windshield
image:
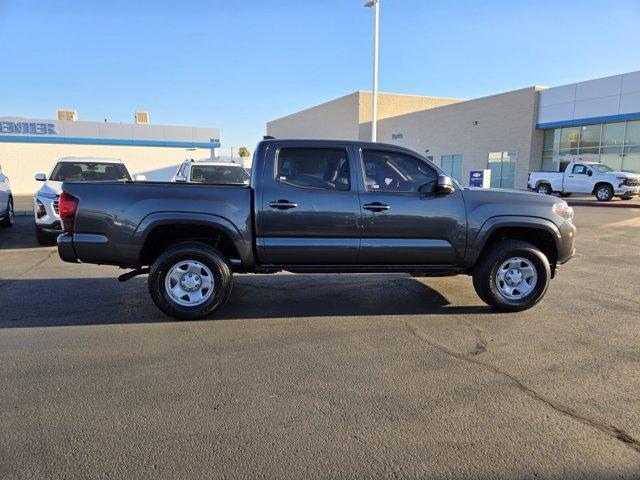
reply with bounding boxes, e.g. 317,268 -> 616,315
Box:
190,165 -> 250,184
592,164 -> 613,173
50,162 -> 131,182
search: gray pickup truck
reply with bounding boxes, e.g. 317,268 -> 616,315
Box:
57,139 -> 576,320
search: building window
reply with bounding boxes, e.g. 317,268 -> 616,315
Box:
440,154 -> 463,182
540,119 -> 640,174
488,151 -> 517,189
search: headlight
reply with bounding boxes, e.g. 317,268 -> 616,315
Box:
553,202 -> 574,223
617,176 -> 627,187
35,199 -> 47,219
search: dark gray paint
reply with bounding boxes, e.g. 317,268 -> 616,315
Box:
58,139 -> 576,273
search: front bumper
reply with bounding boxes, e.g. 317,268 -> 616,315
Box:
57,233 -> 79,263
615,185 -> 640,197
34,195 -> 61,227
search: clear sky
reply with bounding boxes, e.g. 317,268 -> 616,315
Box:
1,0 -> 639,156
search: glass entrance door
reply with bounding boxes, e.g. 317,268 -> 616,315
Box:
488,151 -> 517,189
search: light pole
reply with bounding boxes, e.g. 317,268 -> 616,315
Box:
364,0 -> 379,142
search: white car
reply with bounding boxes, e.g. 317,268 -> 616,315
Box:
528,161 -> 640,202
0,164 -> 14,228
171,160 -> 250,185
34,157 -> 133,244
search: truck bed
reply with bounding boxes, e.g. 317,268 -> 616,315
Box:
60,181 -> 253,268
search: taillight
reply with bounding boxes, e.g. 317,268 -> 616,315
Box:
59,192 -> 79,233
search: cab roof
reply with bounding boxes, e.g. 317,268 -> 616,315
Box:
57,157 -> 123,163
186,161 -> 244,167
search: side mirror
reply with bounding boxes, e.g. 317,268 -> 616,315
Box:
135,174 -> 147,182
435,174 -> 455,195
35,173 -> 46,182
587,170 -> 593,177
174,174 -> 187,183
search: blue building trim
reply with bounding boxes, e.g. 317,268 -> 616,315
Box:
537,111 -> 640,129
0,135 -> 221,149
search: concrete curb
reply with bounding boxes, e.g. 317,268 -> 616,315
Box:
567,200 -> 640,209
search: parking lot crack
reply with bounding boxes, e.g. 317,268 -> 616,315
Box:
0,249 -> 56,290
404,320 -> 640,454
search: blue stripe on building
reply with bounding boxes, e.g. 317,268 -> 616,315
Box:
0,135 -> 220,149
536,111 -> 640,129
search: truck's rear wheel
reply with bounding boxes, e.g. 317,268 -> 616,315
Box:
148,242 -> 233,320
595,184 -> 613,202
536,183 -> 552,195
472,240 -> 550,312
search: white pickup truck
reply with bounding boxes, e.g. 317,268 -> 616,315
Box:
528,161 -> 640,202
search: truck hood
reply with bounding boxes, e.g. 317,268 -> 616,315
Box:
37,181 -> 63,197
607,171 -> 640,179
461,187 -> 564,222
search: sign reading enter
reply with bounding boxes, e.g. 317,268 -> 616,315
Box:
0,122 -> 57,135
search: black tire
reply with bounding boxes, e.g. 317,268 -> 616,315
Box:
472,240 -> 551,312
148,242 -> 233,320
35,225 -> 55,244
535,183 -> 552,195
620,195 -> 634,201
559,192 -> 572,198
1,197 -> 14,228
594,184 -> 614,202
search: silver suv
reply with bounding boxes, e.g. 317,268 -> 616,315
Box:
34,157 -> 132,244
171,159 -> 250,185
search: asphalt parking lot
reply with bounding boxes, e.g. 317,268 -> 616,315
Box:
1,206 -> 639,479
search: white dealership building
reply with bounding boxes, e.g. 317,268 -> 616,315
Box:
0,112 -> 220,194
268,70 -> 640,190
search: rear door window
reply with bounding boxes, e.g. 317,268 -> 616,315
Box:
276,148 -> 350,191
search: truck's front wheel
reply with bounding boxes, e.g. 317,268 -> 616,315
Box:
472,240 -> 550,312
148,242 -> 233,320
595,184 -> 613,202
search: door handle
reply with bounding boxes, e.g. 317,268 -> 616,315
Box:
269,200 -> 298,210
363,202 -> 390,212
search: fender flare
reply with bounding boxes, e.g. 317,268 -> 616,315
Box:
464,215 -> 562,266
591,181 -> 614,195
133,211 -> 254,267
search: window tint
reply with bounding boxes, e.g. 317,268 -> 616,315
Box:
276,148 -> 350,191
50,162 -> 131,182
362,150 -> 437,193
190,165 -> 250,184
572,164 -> 587,174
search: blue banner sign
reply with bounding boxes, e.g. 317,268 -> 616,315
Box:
469,170 -> 486,188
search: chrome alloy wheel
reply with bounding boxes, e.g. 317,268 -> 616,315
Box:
596,186 -> 610,200
495,257 -> 537,300
164,260 -> 215,307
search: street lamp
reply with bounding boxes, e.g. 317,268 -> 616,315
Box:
364,0 -> 379,142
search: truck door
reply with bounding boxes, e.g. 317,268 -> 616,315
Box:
356,148 -> 467,265
256,143 -> 361,265
563,163 -> 592,193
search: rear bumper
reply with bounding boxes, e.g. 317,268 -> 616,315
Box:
57,233 -> 79,263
